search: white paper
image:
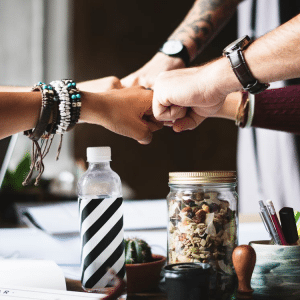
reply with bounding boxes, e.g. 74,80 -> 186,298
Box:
0,228 -> 81,265
0,260 -> 66,291
123,199 -> 168,230
22,199 -> 168,234
0,285 -> 106,299
24,201 -> 80,235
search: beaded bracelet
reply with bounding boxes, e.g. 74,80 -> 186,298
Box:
49,79 -> 81,159
50,79 -> 81,133
50,80 -> 71,134
65,79 -> 81,131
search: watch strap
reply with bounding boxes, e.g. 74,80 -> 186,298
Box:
226,49 -> 269,94
159,43 -> 190,67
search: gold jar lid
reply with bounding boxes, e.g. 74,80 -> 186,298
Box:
169,171 -> 236,184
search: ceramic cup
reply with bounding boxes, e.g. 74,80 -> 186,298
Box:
249,240 -> 300,300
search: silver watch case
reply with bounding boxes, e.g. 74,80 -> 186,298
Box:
223,35 -> 251,56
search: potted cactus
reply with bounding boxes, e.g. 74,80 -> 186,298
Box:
124,237 -> 166,293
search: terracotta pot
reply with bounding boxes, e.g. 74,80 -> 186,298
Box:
125,254 -> 166,293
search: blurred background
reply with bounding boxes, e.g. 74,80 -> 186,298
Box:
0,0 -> 237,225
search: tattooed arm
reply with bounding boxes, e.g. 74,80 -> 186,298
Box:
168,0 -> 242,61
121,0 -> 242,88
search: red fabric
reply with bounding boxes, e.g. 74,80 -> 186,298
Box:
251,85 -> 300,135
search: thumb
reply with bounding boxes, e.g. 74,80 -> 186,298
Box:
121,74 -> 139,88
138,131 -> 153,145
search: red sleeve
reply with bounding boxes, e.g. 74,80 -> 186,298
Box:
251,85 -> 300,135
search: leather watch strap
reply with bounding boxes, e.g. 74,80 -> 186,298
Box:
177,45 -> 190,67
227,49 -> 269,94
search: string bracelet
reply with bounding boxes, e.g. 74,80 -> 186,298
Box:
235,91 -> 249,128
23,79 -> 81,185
23,82 -> 55,186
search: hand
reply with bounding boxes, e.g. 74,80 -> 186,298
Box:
77,76 -> 122,93
80,87 -> 163,144
121,52 -> 185,88
152,59 -> 233,132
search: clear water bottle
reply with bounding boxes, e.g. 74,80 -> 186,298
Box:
78,146 -> 125,292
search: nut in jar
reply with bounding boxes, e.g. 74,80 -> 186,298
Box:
167,171 -> 238,298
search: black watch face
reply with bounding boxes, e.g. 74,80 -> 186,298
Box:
161,40 -> 184,55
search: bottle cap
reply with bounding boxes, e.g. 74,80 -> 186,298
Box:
87,147 -> 111,162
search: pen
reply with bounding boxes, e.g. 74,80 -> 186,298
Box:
279,207 -> 299,245
259,200 -> 282,245
266,200 -> 287,245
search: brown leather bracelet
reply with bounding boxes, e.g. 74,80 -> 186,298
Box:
235,92 -> 249,127
24,84 -> 55,141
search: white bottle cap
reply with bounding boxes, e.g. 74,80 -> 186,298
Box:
87,147 -> 111,162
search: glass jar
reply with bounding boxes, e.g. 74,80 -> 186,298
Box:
167,171 -> 238,300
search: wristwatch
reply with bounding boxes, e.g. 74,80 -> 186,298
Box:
159,40 -> 190,67
223,35 -> 269,94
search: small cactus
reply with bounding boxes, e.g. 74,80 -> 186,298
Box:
124,237 -> 153,264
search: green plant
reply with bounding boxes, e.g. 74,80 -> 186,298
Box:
124,237 -> 153,264
1,152 -> 31,191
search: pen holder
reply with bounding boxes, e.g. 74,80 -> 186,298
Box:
249,240 -> 300,300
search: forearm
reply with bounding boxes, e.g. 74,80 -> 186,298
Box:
244,14 -> 300,84
168,0 -> 241,61
195,13 -> 300,100
0,91 -> 106,140
0,86 -> 30,92
0,92 -> 41,139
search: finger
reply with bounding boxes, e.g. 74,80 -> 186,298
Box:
145,119 -> 164,132
139,79 -> 154,89
173,111 -> 206,132
121,75 -> 139,88
111,78 -> 123,89
138,131 -> 153,145
163,121 -> 174,127
153,100 -> 187,122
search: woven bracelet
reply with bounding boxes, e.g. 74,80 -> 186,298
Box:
23,83 -> 55,186
24,83 -> 54,141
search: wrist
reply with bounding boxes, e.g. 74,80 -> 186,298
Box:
214,91 -> 243,121
209,57 -> 243,96
152,52 -> 186,70
79,91 -> 107,124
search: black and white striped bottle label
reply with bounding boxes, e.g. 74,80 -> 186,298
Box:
79,197 -> 126,289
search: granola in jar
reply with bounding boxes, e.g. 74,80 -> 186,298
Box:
167,172 -> 238,300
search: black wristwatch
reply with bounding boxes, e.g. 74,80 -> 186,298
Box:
223,35 -> 269,94
159,40 -> 190,67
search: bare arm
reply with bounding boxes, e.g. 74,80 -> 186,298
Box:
0,87 -> 162,144
168,0 -> 241,61
121,0 -> 242,87
153,13 -> 300,131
